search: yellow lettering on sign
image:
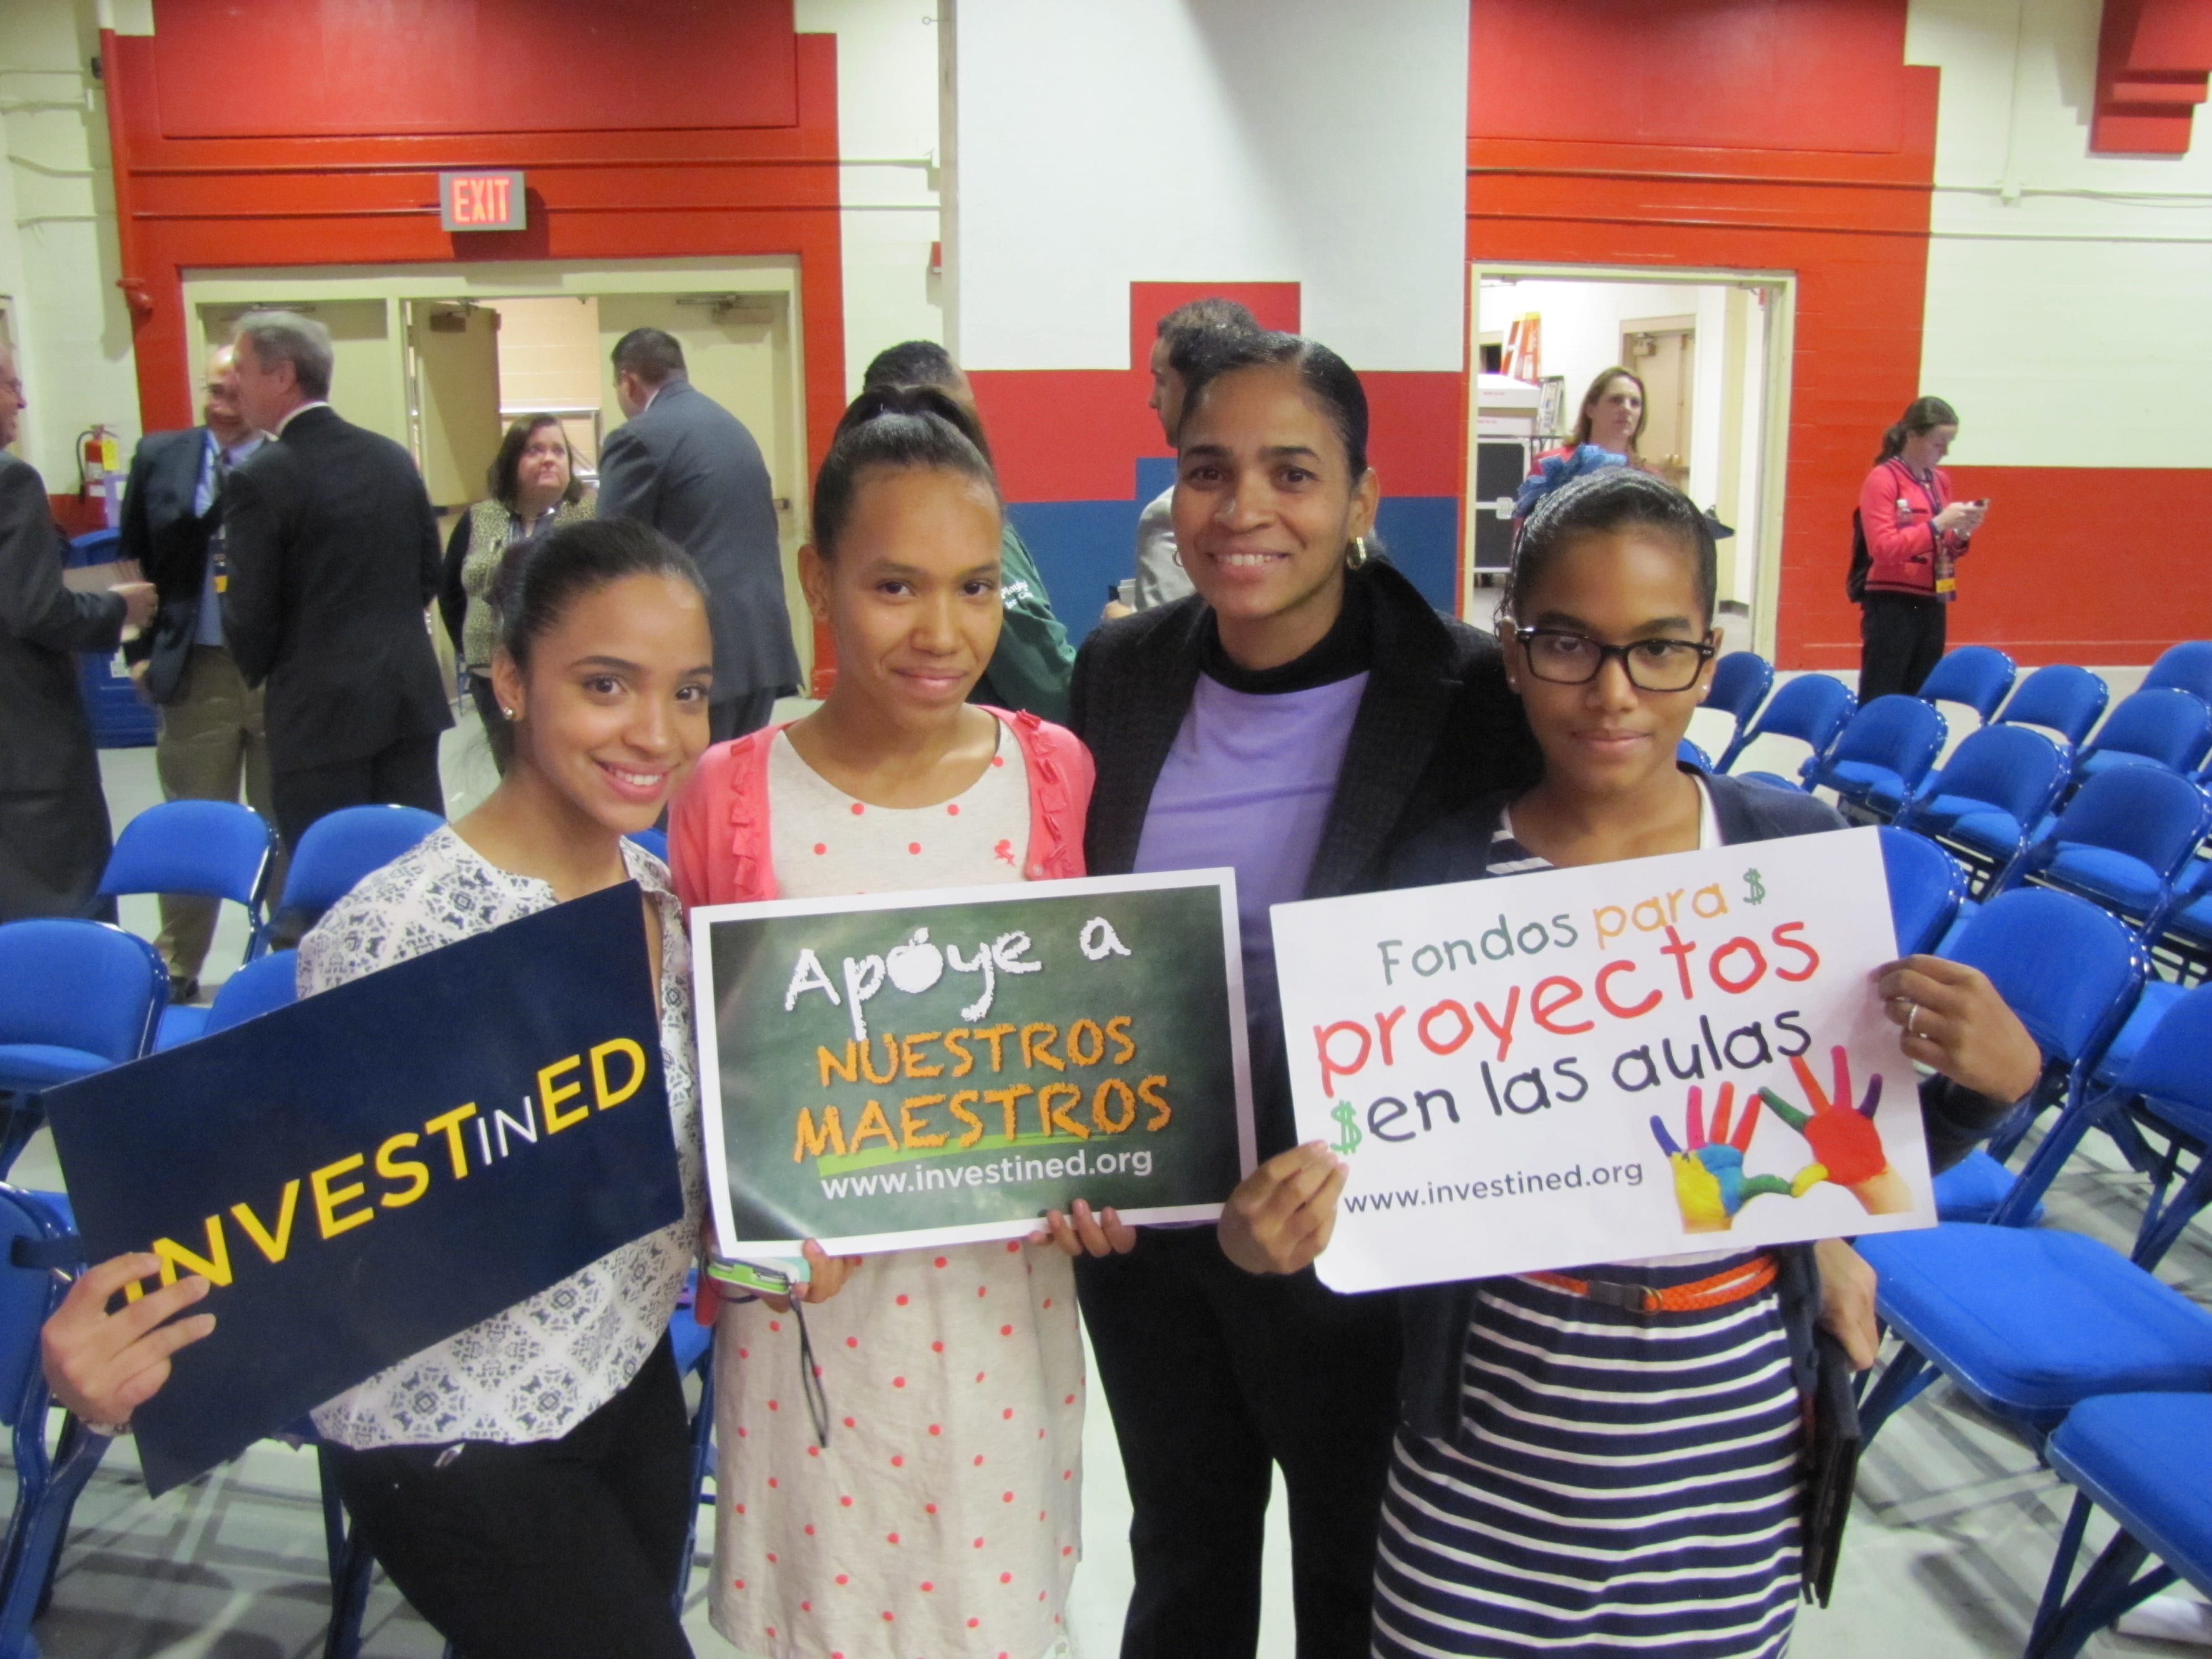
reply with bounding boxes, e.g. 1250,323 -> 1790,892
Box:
589,1038 -> 645,1110
423,1103 -> 478,1177
539,1054 -> 588,1133
377,1133 -> 431,1208
794,1106 -> 846,1162
311,1154 -> 374,1239
230,1181 -> 301,1264
154,1215 -> 233,1287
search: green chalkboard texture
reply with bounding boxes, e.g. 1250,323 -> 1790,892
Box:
698,876 -> 1250,1250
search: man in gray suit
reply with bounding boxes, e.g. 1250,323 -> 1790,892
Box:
0,343 -> 156,921
597,328 -> 799,740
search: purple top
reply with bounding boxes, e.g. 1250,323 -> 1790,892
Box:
1133,671 -> 1371,1016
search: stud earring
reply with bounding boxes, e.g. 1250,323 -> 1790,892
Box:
502,707 -> 517,721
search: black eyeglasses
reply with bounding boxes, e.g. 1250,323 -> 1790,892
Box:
1511,627 -> 1717,692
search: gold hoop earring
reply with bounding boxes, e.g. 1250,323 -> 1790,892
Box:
1346,536 -> 1370,570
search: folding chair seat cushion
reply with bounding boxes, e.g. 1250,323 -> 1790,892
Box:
2077,749 -> 2169,785
2093,980 -> 2185,1089
1932,1148 -> 2043,1224
2167,888 -> 2212,950
2047,1392 -> 2212,1603
2042,845 -> 2168,916
0,1043 -> 116,1094
1857,1223 -> 2212,1423
1827,760 -> 1911,803
1942,807 -> 2031,863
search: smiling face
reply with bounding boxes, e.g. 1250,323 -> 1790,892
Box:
201,347 -> 251,447
1585,374 -> 1644,453
804,465 -> 1004,735
1172,362 -> 1377,667
490,571 -> 714,833
1504,525 -> 1717,801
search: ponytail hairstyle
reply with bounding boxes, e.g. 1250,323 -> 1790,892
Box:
1572,367 -> 1647,452
811,384 -> 1002,561
1877,396 -> 1959,465
1509,467 -> 1717,631
485,518 -> 706,768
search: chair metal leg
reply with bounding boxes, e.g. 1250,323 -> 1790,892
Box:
2133,1154 -> 2212,1269
0,1416 -> 109,1659
674,1347 -> 716,1619
317,1445 -> 374,1659
2025,1525 -> 2172,1659
1858,1345 -> 1936,1444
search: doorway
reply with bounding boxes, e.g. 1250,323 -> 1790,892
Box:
1465,264 -> 1793,660
182,259 -> 814,684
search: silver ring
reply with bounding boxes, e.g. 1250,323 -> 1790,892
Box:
1906,1001 -> 1922,1039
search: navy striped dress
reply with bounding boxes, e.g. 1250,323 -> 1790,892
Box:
1373,819 -> 1803,1658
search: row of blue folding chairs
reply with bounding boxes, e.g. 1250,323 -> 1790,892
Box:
1851,820 -> 2212,1655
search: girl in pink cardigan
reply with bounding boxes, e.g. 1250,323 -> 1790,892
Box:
671,386 -> 1125,1659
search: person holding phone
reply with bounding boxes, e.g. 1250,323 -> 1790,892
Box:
1856,397 -> 1986,701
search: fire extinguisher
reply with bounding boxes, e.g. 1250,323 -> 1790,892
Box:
77,424 -> 123,529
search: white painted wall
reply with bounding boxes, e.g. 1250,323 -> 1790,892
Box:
947,0 -> 1469,372
1907,0 -> 2212,469
795,0 -> 946,395
0,0 -> 142,486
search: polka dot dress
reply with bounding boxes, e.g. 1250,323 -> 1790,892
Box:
714,723 -> 1083,1659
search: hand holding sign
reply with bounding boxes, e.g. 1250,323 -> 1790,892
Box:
42,1255 -> 216,1431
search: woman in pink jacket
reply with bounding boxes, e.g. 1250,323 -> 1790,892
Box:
1856,397 -> 1988,700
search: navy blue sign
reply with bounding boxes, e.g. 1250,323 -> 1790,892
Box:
45,883 -> 684,1494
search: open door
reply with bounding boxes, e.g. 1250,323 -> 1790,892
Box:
406,300 -> 502,512
597,292 -> 807,677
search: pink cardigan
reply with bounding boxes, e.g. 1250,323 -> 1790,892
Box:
669,707 -> 1095,913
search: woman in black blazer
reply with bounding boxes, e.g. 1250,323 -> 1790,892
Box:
1068,331 -> 1538,1659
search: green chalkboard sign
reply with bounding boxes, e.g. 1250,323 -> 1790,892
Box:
692,871 -> 1255,1256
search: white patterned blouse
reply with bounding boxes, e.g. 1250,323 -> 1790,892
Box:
298,827 -> 704,1450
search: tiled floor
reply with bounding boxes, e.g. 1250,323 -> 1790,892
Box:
12,680 -> 2204,1658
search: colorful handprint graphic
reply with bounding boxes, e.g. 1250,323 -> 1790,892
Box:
1649,1082 -> 1824,1233
1756,1046 -> 1912,1217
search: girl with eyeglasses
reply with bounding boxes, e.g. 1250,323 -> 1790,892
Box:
1221,467 -> 2042,1657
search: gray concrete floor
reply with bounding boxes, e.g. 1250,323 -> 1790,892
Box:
9,679 -> 2203,1657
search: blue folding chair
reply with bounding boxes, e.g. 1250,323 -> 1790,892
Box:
1674,738 -> 1712,773
1802,695 -> 1947,821
0,1186 -> 107,1659
2143,640 -> 2212,706
0,922 -> 167,1178
1701,651 -> 1772,755
1944,886 -> 2146,1175
276,806 -> 445,924
1915,644 -> 2016,728
2010,764 -> 2211,931
2072,688 -> 2212,791
1893,724 -> 2070,894
1877,825 -> 1965,956
2148,857 -> 2212,983
1715,673 -> 1854,777
1997,664 -> 2111,752
2074,984 -> 2212,1269
202,950 -> 300,1037
1856,1225 -> 2212,1449
2030,1392 -> 2212,1659
625,827 -> 670,864
97,798 -> 274,957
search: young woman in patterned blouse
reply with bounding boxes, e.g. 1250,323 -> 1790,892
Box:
43,517 -> 720,1658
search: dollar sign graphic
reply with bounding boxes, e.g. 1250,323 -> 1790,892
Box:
1329,1099 -> 1362,1156
1744,868 -> 1767,906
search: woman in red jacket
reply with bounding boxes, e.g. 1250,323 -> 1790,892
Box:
1857,397 -> 1987,700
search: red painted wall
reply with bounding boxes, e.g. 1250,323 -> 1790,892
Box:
100,8 -> 848,497
1468,0 -> 1939,670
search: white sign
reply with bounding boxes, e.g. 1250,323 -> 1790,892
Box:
1270,827 -> 1933,1293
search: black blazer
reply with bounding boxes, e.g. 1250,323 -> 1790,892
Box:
222,406 -> 452,773
1070,557 -> 1542,1157
1388,769 -> 2015,1442
116,424 -> 215,703
0,454 -> 125,792
596,379 -> 801,702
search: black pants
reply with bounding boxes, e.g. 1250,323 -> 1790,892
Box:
325,1337 -> 695,1659
1076,1227 -> 1402,1659
1858,592 -> 1947,702
271,731 -> 446,853
709,687 -> 788,744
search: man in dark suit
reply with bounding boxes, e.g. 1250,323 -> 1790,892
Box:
117,343 -> 272,997
221,311 -> 449,852
597,328 -> 799,739
0,344 -> 156,921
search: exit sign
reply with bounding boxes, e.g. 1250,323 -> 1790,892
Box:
439,171 -> 525,232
